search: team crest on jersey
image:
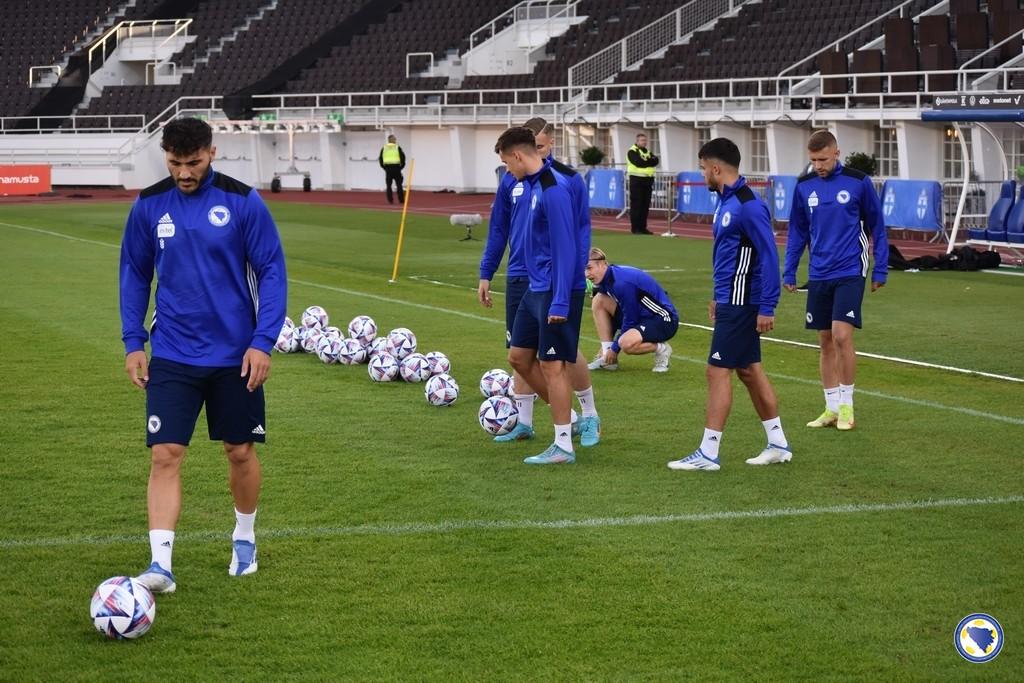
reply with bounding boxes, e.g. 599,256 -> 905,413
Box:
836,190 -> 851,204
721,211 -> 732,227
208,205 -> 231,227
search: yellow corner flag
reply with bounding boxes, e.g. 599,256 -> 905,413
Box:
389,158 -> 414,283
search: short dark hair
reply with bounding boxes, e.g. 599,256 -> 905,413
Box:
808,130 -> 837,152
523,117 -> 553,136
698,137 -> 741,169
161,117 -> 213,156
495,126 -> 536,154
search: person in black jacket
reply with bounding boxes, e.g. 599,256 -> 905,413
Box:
626,133 -> 659,234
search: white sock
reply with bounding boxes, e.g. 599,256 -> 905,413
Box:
233,508 -> 257,543
824,387 -> 840,413
575,386 -> 598,417
601,341 -> 613,353
554,423 -> 573,452
762,417 -> 788,448
839,384 -> 854,407
149,529 -> 175,571
514,393 -> 535,427
700,428 -> 722,458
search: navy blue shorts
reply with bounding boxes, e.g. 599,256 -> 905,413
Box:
504,276 -> 529,348
510,289 -> 585,362
708,303 -> 761,369
614,312 -> 679,344
145,357 -> 266,447
806,276 -> 865,330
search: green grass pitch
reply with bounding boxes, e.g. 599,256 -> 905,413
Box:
0,200 -> 1021,681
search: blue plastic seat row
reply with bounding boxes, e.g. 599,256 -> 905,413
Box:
969,180 -> 1024,243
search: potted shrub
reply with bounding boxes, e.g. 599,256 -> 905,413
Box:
844,151 -> 878,176
580,146 -> 605,167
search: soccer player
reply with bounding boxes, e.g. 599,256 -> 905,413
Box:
120,117 -> 287,591
668,137 -> 791,471
478,119 -> 601,448
496,126 -> 588,464
784,130 -> 887,431
585,247 -> 677,373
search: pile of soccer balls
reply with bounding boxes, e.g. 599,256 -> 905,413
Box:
275,305 -> 459,407
477,368 -> 519,437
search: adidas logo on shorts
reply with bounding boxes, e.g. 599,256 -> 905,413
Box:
846,310 -> 856,318
251,424 -> 266,435
711,352 -> 722,360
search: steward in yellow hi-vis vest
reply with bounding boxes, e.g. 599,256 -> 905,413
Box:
378,134 -> 407,204
626,133 -> 659,234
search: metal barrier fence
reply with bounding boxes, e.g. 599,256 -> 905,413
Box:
942,180 -> 1004,233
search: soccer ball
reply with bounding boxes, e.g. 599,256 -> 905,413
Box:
424,373 -> 460,406
479,368 -> 512,397
301,305 -> 329,330
90,576 -> 156,640
368,336 -> 389,359
348,315 -> 377,346
386,327 -> 417,360
478,396 -> 519,436
424,351 -> 451,376
338,337 -> 368,365
399,353 -> 432,383
300,327 -> 324,354
316,335 -> 343,364
283,315 -> 294,329
322,325 -> 344,342
368,352 -> 400,382
274,325 -> 298,353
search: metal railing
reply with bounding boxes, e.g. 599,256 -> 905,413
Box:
568,0 -> 749,91
28,65 -> 62,87
88,19 -> 192,74
405,52 -> 435,78
778,0 -> 942,78
468,0 -> 579,51
0,114 -> 146,134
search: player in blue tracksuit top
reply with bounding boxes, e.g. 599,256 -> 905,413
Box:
669,138 -> 792,472
585,249 -> 678,373
119,117 -> 287,593
497,126 -> 588,465
478,118 -> 601,448
784,130 -> 887,432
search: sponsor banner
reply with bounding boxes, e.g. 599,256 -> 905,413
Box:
586,168 -> 626,210
933,93 -> 1023,110
880,179 -> 944,231
0,165 -> 51,195
675,171 -> 719,216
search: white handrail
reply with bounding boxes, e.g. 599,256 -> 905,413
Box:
405,52 -> 435,78
959,27 -> 1024,70
777,0 -> 938,77
468,0 -> 578,50
28,65 -> 62,86
89,19 -> 192,72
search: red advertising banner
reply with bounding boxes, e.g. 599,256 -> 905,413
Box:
0,165 -> 51,195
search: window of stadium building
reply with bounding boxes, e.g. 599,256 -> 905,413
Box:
873,126 -> 899,177
750,128 -> 768,174
1002,128 -> 1024,175
942,126 -> 968,181
697,127 -> 711,150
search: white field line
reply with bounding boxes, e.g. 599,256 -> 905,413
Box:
1,495 -> 1020,550
4,221 -> 1023,424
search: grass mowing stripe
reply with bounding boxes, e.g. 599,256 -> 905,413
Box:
6,220 -> 1023,424
2,495 -> 1020,549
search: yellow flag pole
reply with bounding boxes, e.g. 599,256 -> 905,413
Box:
389,158 -> 414,283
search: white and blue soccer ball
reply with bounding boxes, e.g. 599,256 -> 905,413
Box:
348,315 -> 377,346
338,337 -> 369,365
478,395 -> 519,436
368,352 -> 400,382
479,368 -> 512,397
322,325 -> 344,342
424,351 -> 451,376
300,327 -> 324,354
386,327 -> 417,360
90,576 -> 156,640
316,335 -> 343,364
274,324 -> 298,353
368,336 -> 389,359
399,352 -> 431,383
424,373 -> 460,406
301,305 -> 329,330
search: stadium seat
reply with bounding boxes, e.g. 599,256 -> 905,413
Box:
970,180 -> 1016,241
1005,186 -> 1024,244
